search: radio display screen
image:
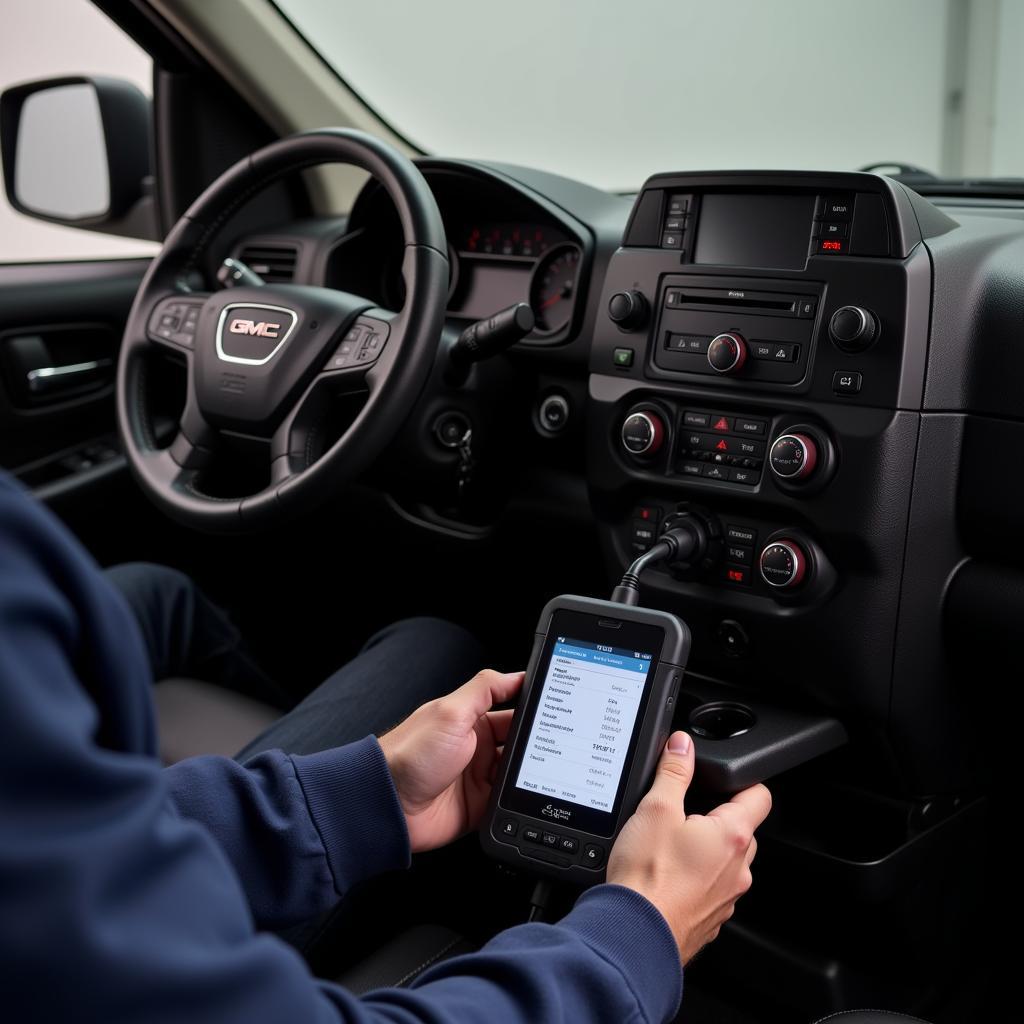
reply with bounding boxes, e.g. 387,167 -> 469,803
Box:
693,193 -> 816,271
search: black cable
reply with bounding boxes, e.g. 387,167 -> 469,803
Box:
526,878 -> 553,923
609,524 -> 700,606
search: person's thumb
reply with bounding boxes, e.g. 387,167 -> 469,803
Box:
646,731 -> 695,813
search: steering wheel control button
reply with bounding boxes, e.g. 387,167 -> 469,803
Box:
612,347 -> 635,368
833,370 -> 863,395
538,393 -> 570,434
498,819 -> 518,838
325,328 -> 363,369
707,332 -> 748,374
583,843 -> 605,867
326,319 -> 391,371
760,540 -> 808,588
608,290 -> 648,330
621,410 -> 665,457
769,433 -> 818,481
148,299 -> 203,348
434,411 -> 472,449
829,305 -> 879,352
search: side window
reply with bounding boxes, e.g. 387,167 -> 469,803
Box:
0,0 -> 159,263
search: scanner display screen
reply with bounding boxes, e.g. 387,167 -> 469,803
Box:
513,637 -> 653,813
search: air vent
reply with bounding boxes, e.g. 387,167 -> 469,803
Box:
237,244 -> 298,283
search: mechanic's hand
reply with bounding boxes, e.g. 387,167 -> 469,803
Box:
607,731 -> 770,964
379,670 -> 524,853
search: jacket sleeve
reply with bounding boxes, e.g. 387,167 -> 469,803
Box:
0,474 -> 683,1024
164,738 -> 412,929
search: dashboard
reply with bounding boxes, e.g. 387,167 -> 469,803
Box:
229,157 -> 1023,801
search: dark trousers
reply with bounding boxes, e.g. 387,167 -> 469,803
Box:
104,563 -> 485,760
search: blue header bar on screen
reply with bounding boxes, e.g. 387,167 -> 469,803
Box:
552,637 -> 652,674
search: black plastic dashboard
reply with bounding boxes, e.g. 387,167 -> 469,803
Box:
228,159 -> 1022,801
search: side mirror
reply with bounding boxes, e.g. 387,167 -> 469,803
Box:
0,76 -> 158,240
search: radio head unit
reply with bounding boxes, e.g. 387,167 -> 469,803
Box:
655,275 -> 822,385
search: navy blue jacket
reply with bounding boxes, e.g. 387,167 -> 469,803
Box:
0,473 -> 682,1023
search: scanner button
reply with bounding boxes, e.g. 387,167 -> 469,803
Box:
558,836 -> 579,854
583,843 -> 606,867
541,832 -> 560,847
498,818 -> 518,838
522,826 -> 542,844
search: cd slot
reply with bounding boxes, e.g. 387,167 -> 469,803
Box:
665,286 -> 811,319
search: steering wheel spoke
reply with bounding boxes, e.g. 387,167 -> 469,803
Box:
143,292 -> 211,354
317,307 -> 396,381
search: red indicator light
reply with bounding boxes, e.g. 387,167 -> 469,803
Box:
716,439 -> 729,451
640,508 -> 650,520
713,416 -> 730,431
727,569 -> 745,582
821,239 -> 843,251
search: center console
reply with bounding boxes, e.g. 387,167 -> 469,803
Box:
582,170 -> 973,1011
587,170 -> 947,727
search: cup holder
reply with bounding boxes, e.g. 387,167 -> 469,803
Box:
688,701 -> 757,740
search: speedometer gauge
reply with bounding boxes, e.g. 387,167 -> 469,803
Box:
529,243 -> 581,335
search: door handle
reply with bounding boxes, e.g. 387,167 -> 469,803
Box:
26,358 -> 113,394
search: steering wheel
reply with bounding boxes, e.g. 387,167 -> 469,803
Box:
116,129 -> 447,531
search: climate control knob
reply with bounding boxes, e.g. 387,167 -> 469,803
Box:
769,433 -> 818,481
707,332 -> 748,374
829,305 -> 878,352
759,539 -> 808,589
621,410 -> 665,457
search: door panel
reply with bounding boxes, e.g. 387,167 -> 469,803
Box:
0,257 -> 146,477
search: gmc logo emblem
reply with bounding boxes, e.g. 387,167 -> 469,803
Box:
229,318 -> 281,338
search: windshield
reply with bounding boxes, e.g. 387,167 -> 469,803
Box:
275,0 -> 1024,193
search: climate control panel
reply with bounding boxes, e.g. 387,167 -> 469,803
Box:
618,399 -> 835,493
624,502 -> 831,602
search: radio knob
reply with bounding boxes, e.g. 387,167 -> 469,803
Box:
621,409 -> 665,457
608,290 -> 648,331
829,305 -> 878,352
707,332 -> 748,374
759,539 -> 808,589
769,433 -> 818,481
